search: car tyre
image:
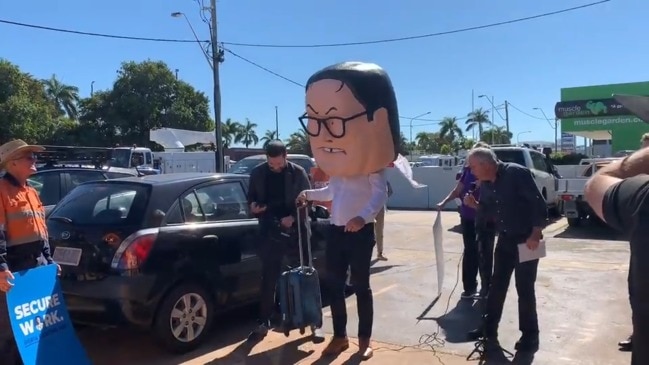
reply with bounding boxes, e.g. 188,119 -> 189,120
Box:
153,283 -> 215,353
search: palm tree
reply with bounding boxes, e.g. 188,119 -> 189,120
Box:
285,129 -> 311,155
481,126 -> 512,145
260,130 -> 278,148
221,118 -> 242,149
438,117 -> 463,145
42,75 -> 80,119
234,118 -> 259,148
465,108 -> 492,136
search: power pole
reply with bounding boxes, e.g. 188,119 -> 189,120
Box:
504,100 -> 510,133
210,0 -> 224,172
275,106 -> 279,139
175,69 -> 179,80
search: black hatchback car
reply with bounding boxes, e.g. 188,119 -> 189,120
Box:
46,173 -> 329,353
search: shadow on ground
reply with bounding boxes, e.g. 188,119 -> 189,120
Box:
554,222 -> 626,241
205,336 -> 314,364
434,299 -> 483,343
81,305 -> 257,365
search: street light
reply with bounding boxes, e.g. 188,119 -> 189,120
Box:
409,111 -> 431,156
171,12 -> 213,69
90,81 -> 95,96
172,4 -> 224,172
517,131 -> 531,144
479,94 -> 510,133
533,107 -> 558,152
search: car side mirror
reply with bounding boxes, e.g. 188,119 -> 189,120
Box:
313,205 -> 330,219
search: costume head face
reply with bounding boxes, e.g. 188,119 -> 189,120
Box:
301,62 -> 400,177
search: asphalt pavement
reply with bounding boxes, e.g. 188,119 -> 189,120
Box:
79,211 -> 633,365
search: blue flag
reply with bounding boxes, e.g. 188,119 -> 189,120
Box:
6,264 -> 90,365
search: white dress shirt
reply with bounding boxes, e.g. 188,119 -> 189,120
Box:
306,170 -> 388,227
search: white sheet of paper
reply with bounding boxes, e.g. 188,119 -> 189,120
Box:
393,154 -> 427,188
518,240 -> 547,263
433,212 -> 444,295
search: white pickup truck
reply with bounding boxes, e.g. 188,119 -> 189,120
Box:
558,158 -> 620,226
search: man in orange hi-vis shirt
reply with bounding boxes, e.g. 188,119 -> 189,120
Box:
310,167 -> 332,211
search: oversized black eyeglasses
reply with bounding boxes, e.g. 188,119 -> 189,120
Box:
298,111 -> 367,138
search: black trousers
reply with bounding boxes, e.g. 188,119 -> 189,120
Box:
327,223 -> 375,339
460,218 -> 480,293
630,231 -> 649,365
1,255 -> 43,365
257,224 -> 309,323
484,233 -> 539,338
477,221 -> 496,293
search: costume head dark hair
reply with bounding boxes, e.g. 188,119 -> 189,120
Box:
306,62 -> 400,160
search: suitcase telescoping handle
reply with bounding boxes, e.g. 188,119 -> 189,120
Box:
296,204 -> 314,268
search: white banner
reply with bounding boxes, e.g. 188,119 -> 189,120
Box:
393,154 -> 426,188
433,212 -> 445,296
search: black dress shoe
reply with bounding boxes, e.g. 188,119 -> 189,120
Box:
618,335 -> 632,350
515,335 -> 539,352
467,328 -> 483,341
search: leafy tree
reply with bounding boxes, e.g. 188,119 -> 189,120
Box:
222,118 -> 241,149
260,130 -> 278,148
438,117 -> 463,144
285,129 -> 311,156
79,60 -> 214,147
440,144 -> 451,155
0,59 -> 58,144
480,126 -> 512,145
234,118 -> 258,148
42,74 -> 80,119
466,108 -> 492,136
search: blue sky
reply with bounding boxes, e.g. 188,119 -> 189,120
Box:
1,0 -> 645,146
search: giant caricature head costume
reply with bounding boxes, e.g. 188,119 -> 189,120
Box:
300,62 -> 400,177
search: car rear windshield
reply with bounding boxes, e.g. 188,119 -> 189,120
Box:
289,158 -> 315,172
229,159 -> 263,174
229,157 -> 314,174
48,182 -> 150,226
494,150 -> 526,167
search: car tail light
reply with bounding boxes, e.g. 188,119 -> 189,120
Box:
111,228 -> 158,270
560,194 -> 574,201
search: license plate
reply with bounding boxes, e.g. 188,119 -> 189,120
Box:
53,247 -> 82,266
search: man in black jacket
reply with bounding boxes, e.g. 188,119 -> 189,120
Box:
246,140 -> 323,342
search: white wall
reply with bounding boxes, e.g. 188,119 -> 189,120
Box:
387,164 -> 590,210
387,166 -> 461,210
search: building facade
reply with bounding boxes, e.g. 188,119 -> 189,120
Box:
555,81 -> 649,155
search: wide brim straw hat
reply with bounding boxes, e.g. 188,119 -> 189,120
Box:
0,140 -> 45,169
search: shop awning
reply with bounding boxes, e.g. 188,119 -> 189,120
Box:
149,128 -> 216,151
563,130 -> 612,140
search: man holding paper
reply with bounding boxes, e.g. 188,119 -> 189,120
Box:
463,147 -> 547,354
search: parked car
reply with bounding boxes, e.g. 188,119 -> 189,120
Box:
229,154 -> 316,176
490,146 -> 560,214
25,167 -> 138,215
46,173 -> 330,353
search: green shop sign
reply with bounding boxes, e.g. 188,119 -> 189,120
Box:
562,116 -> 644,131
554,98 -> 629,119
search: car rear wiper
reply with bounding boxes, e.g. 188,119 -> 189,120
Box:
49,216 -> 73,224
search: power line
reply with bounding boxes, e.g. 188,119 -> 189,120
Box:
0,1 -> 610,47
224,47 -> 473,124
508,102 -> 556,129
0,19 -> 209,43
224,1 -> 610,48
